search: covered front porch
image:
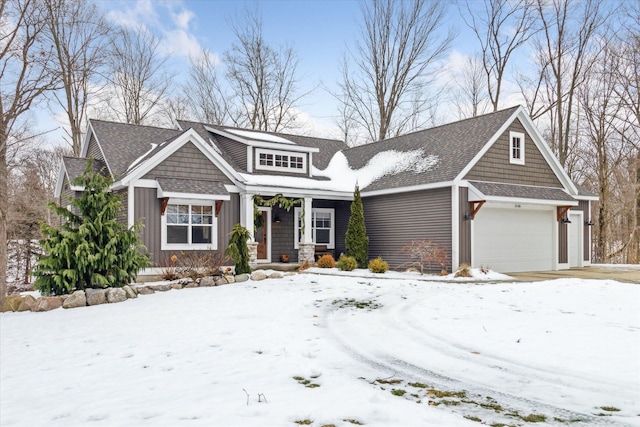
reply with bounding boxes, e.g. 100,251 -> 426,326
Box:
239,192 -> 352,267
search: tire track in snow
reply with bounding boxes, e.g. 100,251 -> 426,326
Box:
321,292 -> 636,427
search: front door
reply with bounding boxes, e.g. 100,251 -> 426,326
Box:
256,208 -> 270,261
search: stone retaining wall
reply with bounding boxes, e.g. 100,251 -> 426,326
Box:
1,270 -> 294,313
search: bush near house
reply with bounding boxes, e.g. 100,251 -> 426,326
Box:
368,257 -> 389,273
345,185 -> 369,267
337,255 -> 358,271
225,224 -> 252,275
400,240 -> 449,274
317,254 -> 336,268
33,164 -> 149,296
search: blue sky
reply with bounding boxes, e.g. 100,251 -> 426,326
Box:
89,0 -> 482,137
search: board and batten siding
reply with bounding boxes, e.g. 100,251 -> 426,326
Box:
458,187 -> 471,265
142,142 -> 233,184
464,119 -> 563,188
558,221 -> 568,264
134,187 -> 238,267
573,201 -> 591,261
363,187 -> 452,271
269,199 -> 350,263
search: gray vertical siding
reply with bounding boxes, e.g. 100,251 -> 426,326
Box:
134,187 -> 238,267
268,198 -> 350,263
458,187 -> 471,265
363,187 -> 452,271
464,119 -> 563,188
558,221 -> 568,264
573,201 -> 591,261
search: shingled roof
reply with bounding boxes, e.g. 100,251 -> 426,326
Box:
177,120 -> 347,171
62,157 -> 105,183
89,120 -> 183,180
342,106 -> 520,192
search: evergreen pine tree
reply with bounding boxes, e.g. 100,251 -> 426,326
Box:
345,184 -> 369,266
225,223 -> 252,275
33,164 -> 149,295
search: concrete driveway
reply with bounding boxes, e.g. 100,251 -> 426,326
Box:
508,265 -> 640,284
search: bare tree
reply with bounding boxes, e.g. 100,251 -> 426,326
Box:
525,0 -> 608,167
450,54 -> 489,119
224,8 -> 304,132
578,42 -> 627,262
339,0 -> 454,143
610,1 -> 640,263
1,0 -> 59,303
460,0 -> 537,112
183,49 -> 231,125
7,145 -> 64,284
43,0 -> 111,156
103,27 -> 174,125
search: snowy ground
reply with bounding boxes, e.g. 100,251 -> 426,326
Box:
1,270 -> 639,427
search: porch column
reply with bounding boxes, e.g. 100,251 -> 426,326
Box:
239,193 -> 255,240
240,193 -> 258,268
298,197 -> 315,264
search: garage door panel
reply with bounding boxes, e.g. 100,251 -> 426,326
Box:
473,206 -> 554,273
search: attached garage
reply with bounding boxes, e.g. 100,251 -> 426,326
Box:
473,204 -> 555,273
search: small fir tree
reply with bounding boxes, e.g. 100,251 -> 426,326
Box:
345,184 -> 369,266
225,223 -> 252,275
33,164 -> 149,295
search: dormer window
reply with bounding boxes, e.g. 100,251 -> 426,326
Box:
256,148 -> 306,173
509,131 -> 525,165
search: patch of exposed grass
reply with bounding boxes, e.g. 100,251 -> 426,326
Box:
332,298 -> 382,310
408,382 -> 428,388
427,389 -> 467,399
479,401 -> 504,412
294,420 -> 313,425
519,413 -> 546,422
391,389 -> 406,396
600,406 -> 620,412
464,415 -> 482,422
376,378 -> 402,384
343,419 -> 364,425
293,376 -> 320,388
440,400 -> 461,406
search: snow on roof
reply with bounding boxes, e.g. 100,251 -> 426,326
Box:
240,148 -> 439,192
225,128 -> 295,144
127,143 -> 157,171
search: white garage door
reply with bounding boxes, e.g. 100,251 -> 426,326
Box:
473,206 -> 554,273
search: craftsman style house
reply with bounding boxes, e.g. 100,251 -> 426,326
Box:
55,106 -> 597,273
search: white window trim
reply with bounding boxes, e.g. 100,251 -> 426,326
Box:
255,148 -> 307,174
509,131 -> 525,165
293,207 -> 335,249
161,199 -> 218,251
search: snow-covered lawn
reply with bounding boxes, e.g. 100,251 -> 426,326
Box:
1,272 -> 639,426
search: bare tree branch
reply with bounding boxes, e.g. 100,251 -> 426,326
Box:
339,0 -> 455,143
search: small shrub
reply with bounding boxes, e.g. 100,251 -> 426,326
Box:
317,254 -> 336,268
454,263 -> 472,278
368,257 -> 388,273
225,224 -> 251,275
336,255 -> 357,271
399,239 -> 448,274
298,260 -> 311,271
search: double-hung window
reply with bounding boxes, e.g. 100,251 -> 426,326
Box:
163,202 -> 217,250
294,207 -> 334,249
509,131 -> 525,165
